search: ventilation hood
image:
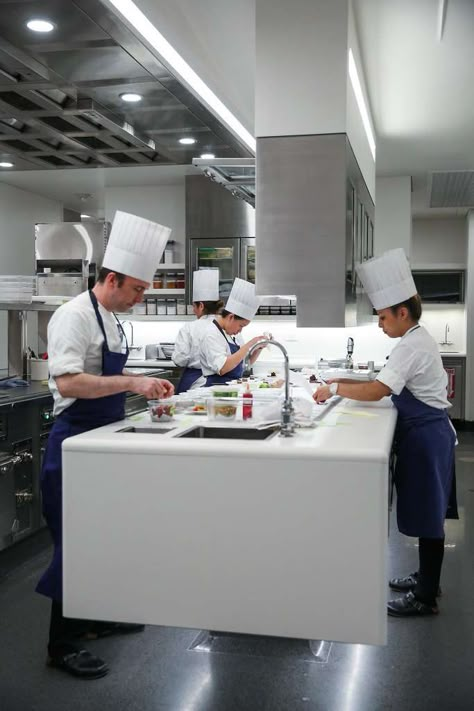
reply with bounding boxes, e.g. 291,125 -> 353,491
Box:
192,158 -> 256,206
430,171 -> 474,208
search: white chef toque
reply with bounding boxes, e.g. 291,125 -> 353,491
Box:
356,248 -> 417,310
102,211 -> 171,284
193,269 -> 220,301
225,278 -> 261,320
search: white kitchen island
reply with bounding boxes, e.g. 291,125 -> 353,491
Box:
62,397 -> 397,646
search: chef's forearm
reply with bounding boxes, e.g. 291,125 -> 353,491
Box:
55,372 -> 134,399
337,380 -> 390,401
219,346 -> 248,375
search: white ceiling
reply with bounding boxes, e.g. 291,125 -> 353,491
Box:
0,0 -> 472,217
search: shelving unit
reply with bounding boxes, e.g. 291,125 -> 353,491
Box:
116,314 -> 296,321
154,263 -> 185,271
144,289 -> 185,296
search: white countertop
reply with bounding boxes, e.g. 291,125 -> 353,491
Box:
64,395 -> 397,463
125,359 -> 180,368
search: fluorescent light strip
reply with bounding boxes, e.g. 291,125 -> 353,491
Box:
107,0 -> 256,153
348,49 -> 376,161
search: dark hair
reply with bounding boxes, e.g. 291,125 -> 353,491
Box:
390,293 -> 422,321
221,308 -> 246,321
193,299 -> 224,315
97,267 -> 126,287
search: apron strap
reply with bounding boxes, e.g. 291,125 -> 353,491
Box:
213,318 -> 237,347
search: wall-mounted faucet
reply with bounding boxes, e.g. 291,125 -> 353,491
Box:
439,323 -> 453,347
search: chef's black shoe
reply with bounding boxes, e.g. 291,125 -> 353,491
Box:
387,591 -> 439,617
83,621 -> 145,640
389,572 -> 442,596
48,648 -> 109,679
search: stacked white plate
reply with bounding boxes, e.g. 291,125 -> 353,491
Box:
0,276 -> 36,303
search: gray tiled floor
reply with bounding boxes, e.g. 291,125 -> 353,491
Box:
1,434 -> 473,711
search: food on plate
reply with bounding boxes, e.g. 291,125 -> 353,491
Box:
270,371 -> 277,378
309,374 -> 317,383
270,378 -> 284,388
192,403 -> 206,412
259,381 -> 270,389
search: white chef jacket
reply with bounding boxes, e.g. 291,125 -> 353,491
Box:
199,319 -> 244,377
172,314 -> 214,389
376,325 -> 450,409
47,290 -> 124,416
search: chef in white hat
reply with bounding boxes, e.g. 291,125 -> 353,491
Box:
314,248 -> 457,618
172,269 -> 224,393
199,278 -> 267,386
36,211 -> 175,679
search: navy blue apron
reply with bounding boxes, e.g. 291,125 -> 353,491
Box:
36,291 -> 129,602
392,386 -> 456,538
205,320 -> 244,386
176,367 -> 203,394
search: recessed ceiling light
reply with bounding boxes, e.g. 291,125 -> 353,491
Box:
179,137 -> 196,145
200,153 -> 215,159
107,0 -> 255,154
26,19 -> 55,33
0,161 -> 14,168
120,92 -> 142,103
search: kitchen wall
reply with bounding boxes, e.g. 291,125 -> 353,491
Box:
0,183 -> 63,369
411,217 -> 467,267
104,183 -> 186,262
128,303 -> 466,369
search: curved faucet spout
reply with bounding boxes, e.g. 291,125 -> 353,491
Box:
247,338 -> 295,436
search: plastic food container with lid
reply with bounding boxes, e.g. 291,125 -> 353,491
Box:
208,397 -> 239,421
148,398 -> 176,422
210,385 -> 239,398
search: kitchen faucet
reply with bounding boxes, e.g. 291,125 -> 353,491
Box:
439,323 -> 453,347
120,320 -> 141,352
247,338 -> 295,437
345,337 -> 354,369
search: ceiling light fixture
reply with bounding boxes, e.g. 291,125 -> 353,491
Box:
179,137 -> 196,145
348,49 -> 376,161
200,153 -> 215,160
120,92 -> 143,103
0,161 -> 14,168
107,0 -> 256,154
26,19 -> 55,33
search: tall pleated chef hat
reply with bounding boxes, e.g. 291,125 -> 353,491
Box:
102,211 -> 171,283
225,278 -> 261,320
193,269 -> 220,302
356,248 -> 417,310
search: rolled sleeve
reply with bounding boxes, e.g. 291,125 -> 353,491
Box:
199,327 -> 230,376
376,367 -> 403,395
47,309 -> 91,377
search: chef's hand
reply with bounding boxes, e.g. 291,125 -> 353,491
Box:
132,377 -> 174,399
313,385 -> 331,403
247,335 -> 267,352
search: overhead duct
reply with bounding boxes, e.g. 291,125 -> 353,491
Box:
430,171 -> 474,208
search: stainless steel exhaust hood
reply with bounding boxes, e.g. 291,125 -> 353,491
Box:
192,158 -> 256,207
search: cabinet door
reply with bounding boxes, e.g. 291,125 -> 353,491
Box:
190,239 -> 240,300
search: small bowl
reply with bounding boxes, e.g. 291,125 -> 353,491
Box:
210,385 -> 239,398
148,398 -> 176,422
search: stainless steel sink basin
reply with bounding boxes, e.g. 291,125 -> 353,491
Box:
175,425 -> 280,440
118,426 -> 175,434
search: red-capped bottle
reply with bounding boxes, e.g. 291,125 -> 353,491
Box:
243,383 -> 253,420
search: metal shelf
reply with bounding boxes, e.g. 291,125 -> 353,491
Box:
145,289 -> 185,296
115,314 -> 296,321
154,263 -> 185,270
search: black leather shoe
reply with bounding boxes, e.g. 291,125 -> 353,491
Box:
48,649 -> 109,679
387,591 -> 439,617
83,622 -> 145,640
389,572 -> 442,596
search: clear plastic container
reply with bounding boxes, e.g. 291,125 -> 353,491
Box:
148,398 -> 176,422
208,397 -> 239,421
210,386 -> 239,398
